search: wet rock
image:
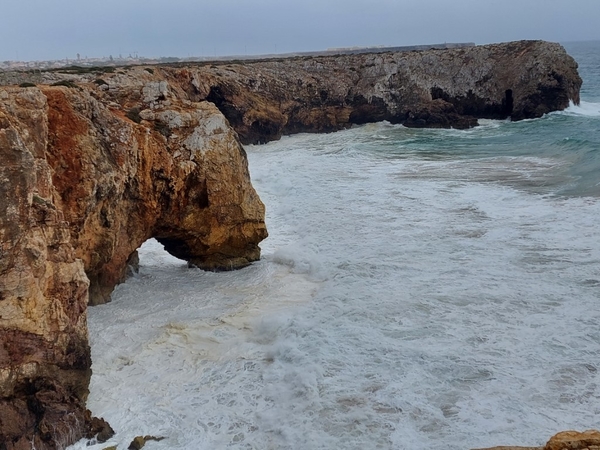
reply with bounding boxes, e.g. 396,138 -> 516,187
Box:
127,435 -> 165,450
87,416 -> 115,443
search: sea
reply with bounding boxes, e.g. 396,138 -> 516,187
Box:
70,41 -> 600,450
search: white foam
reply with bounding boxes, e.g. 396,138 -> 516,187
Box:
562,100 -> 600,117
70,126 -> 600,450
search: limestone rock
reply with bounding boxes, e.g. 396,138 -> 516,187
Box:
157,40 -> 580,144
544,430 -> 600,450
1,78 -> 266,447
472,447 -> 541,450
3,41 -> 579,146
472,429 -> 600,450
0,40 -> 581,448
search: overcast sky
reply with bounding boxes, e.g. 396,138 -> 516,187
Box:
2,0 -> 599,61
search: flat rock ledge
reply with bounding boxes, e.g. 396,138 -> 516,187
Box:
474,429 -> 600,450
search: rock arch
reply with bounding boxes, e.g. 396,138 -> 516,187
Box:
0,82 -> 266,448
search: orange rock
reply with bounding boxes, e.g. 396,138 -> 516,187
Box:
544,430 -> 600,450
0,78 -> 267,448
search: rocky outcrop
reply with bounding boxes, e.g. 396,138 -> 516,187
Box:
158,39 -> 579,143
2,40 -> 581,146
0,78 -> 266,447
473,429 -> 600,450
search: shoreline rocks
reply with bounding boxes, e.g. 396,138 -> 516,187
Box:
194,40 -> 578,143
473,429 -> 600,450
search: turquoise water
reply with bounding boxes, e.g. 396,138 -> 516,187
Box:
74,41 -> 600,450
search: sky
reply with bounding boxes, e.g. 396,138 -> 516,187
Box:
1,0 -> 599,62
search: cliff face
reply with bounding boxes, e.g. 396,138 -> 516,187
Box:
160,40 -> 580,144
0,79 -> 266,448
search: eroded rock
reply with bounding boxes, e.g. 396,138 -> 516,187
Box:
0,40 -> 582,448
156,40 -> 580,143
544,430 -> 600,450
472,429 -> 600,450
0,80 -> 266,447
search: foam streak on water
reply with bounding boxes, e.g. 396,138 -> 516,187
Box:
70,118 -> 600,450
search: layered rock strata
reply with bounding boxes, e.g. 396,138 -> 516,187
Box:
0,80 -> 266,447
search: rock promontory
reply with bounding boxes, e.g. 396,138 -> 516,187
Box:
170,40 -> 581,143
0,40 -> 582,448
0,76 -> 266,447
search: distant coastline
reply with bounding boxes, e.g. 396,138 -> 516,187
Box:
0,42 -> 475,72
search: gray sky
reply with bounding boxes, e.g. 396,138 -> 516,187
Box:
2,0 -> 599,62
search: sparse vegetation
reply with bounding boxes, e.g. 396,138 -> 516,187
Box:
154,120 -> 171,137
50,65 -> 115,75
51,80 -> 78,88
126,107 -> 142,124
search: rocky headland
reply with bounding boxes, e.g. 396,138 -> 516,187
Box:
0,40 -> 582,448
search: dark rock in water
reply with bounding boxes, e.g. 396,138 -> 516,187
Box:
128,436 -> 146,450
87,416 -> 115,443
0,377 -> 108,450
127,435 -> 165,450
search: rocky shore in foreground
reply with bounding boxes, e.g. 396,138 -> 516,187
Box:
0,40 -> 583,448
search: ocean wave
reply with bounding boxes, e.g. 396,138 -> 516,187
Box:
561,101 -> 600,117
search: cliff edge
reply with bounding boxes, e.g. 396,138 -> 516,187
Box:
159,39 -> 579,143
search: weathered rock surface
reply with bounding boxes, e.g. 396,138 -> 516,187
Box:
156,39 -> 578,143
2,40 -> 580,146
1,78 -> 266,447
473,429 -> 600,450
544,430 -> 600,450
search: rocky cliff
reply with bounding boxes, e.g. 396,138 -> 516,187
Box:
0,40 -> 582,448
0,78 -> 266,448
170,40 -> 581,143
2,40 -> 581,146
